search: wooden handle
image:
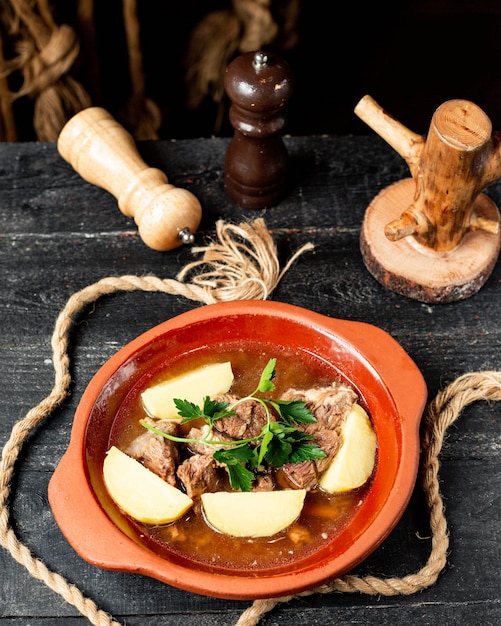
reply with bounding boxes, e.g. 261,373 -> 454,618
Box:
57,107 -> 202,251
355,95 -> 424,173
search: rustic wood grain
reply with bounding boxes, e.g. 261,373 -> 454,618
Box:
0,136 -> 499,625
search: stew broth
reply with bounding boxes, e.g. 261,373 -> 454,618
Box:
107,341 -> 376,575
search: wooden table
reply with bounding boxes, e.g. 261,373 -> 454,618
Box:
0,135 -> 499,625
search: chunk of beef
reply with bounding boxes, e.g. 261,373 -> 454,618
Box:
278,460 -> 318,490
274,427 -> 342,490
213,394 -> 272,439
127,418 -> 179,486
282,381 -> 357,434
185,424 -> 235,458
314,428 -> 341,473
252,472 -> 275,492
177,454 -> 225,498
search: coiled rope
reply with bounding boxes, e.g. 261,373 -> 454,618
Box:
1,218 -> 499,625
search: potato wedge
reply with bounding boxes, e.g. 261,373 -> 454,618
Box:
201,489 -> 306,537
103,446 -> 193,524
319,403 -> 377,493
141,361 -> 234,420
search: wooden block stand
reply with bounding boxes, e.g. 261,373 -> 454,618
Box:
355,96 -> 501,303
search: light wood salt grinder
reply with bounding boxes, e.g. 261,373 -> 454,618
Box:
355,96 -> 501,303
57,107 -> 202,251
224,50 -> 294,210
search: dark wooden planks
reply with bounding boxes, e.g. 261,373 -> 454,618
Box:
0,136 -> 499,626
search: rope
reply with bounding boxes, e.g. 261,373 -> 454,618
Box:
0,0 -> 161,141
119,0 -> 161,140
1,216 -> 499,625
0,0 -> 300,141
75,0 -> 101,104
0,0 -> 90,141
0,218 -> 310,624
183,0 -> 300,132
0,26 -> 17,141
234,371 -> 501,626
0,0 -> 91,140
177,219 -> 312,301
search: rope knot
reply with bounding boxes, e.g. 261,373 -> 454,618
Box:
177,218 -> 314,302
16,24 -> 80,98
234,0 -> 279,52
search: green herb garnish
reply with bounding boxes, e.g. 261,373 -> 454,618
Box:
140,358 -> 325,492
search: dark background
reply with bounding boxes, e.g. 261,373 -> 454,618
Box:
8,0 -> 501,140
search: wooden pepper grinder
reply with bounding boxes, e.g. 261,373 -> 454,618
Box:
57,107 -> 202,251
355,96 -> 501,303
224,50 -> 294,210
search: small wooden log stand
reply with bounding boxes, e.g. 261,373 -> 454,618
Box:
355,96 -> 501,303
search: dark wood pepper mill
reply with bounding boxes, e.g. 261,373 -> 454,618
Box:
224,50 -> 294,210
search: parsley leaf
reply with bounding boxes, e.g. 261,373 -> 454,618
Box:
174,396 -> 234,426
263,422 -> 319,467
214,446 -> 255,492
202,397 -> 231,417
289,443 -> 326,464
173,398 -> 204,420
274,399 -> 317,424
141,358 -> 326,492
256,357 -> 276,393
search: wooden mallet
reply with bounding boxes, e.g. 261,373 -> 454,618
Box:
355,96 -> 501,303
57,107 -> 202,251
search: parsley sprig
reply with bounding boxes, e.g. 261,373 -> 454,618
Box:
140,358 -> 325,492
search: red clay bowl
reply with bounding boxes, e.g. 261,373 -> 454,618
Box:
48,300 -> 427,600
